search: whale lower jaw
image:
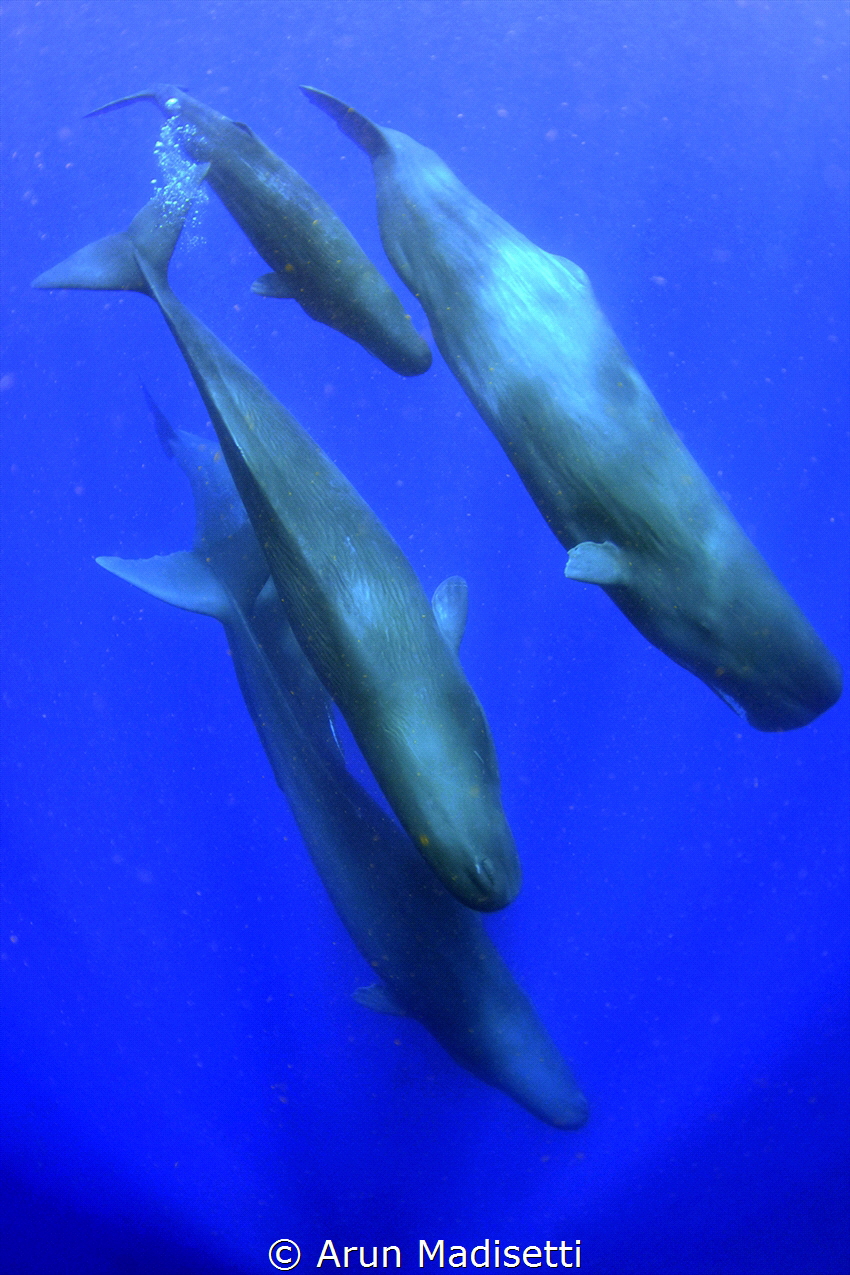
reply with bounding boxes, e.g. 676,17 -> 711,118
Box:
745,697 -> 838,733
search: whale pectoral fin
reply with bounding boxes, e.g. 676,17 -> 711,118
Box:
431,576 -> 469,654
352,983 -> 409,1016
564,540 -> 630,587
251,271 -> 297,299
96,550 -> 234,622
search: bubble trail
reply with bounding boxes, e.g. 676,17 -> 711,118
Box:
151,118 -> 208,246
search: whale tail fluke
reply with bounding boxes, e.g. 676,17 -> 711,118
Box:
97,550 -> 237,623
32,228 -> 149,294
85,90 -> 161,119
32,166 -> 208,297
84,85 -> 188,119
300,86 -> 389,160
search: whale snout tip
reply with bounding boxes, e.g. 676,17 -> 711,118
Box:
745,673 -> 842,732
746,704 -> 816,733
525,1081 -> 588,1130
553,1091 -> 590,1131
465,854 -> 522,913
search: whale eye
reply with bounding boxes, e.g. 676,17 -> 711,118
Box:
164,98 -> 180,111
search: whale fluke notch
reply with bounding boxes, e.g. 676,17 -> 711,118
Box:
300,86 -> 389,159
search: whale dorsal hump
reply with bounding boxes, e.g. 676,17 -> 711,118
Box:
352,983 -> 408,1016
432,575 -> 469,654
564,540 -> 630,588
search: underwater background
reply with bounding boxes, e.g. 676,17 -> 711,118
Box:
1,2 -> 848,1272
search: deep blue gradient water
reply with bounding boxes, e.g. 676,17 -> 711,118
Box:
2,3 -> 848,1273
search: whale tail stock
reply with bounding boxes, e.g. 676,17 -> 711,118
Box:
31,168 -> 208,298
139,380 -> 179,457
300,86 -> 389,160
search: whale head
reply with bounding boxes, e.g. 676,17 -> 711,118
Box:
364,684 -> 522,912
715,613 -> 842,732
408,770 -> 523,913
619,544 -> 843,732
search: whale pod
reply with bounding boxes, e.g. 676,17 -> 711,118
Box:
302,88 -> 842,732
33,191 -> 520,911
86,85 -> 431,377
96,400 -> 587,1129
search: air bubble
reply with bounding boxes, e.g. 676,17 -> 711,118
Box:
150,118 -> 208,248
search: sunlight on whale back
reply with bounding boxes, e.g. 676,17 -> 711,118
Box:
151,116 -> 208,247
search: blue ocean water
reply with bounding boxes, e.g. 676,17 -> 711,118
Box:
1,2 -> 848,1272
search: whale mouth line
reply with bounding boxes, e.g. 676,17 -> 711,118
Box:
473,856 -> 497,889
454,855 -> 520,912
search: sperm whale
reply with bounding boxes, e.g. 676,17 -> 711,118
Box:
97,398 -> 586,1128
302,88 -> 841,732
87,84 -> 431,376
33,189 -> 520,911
